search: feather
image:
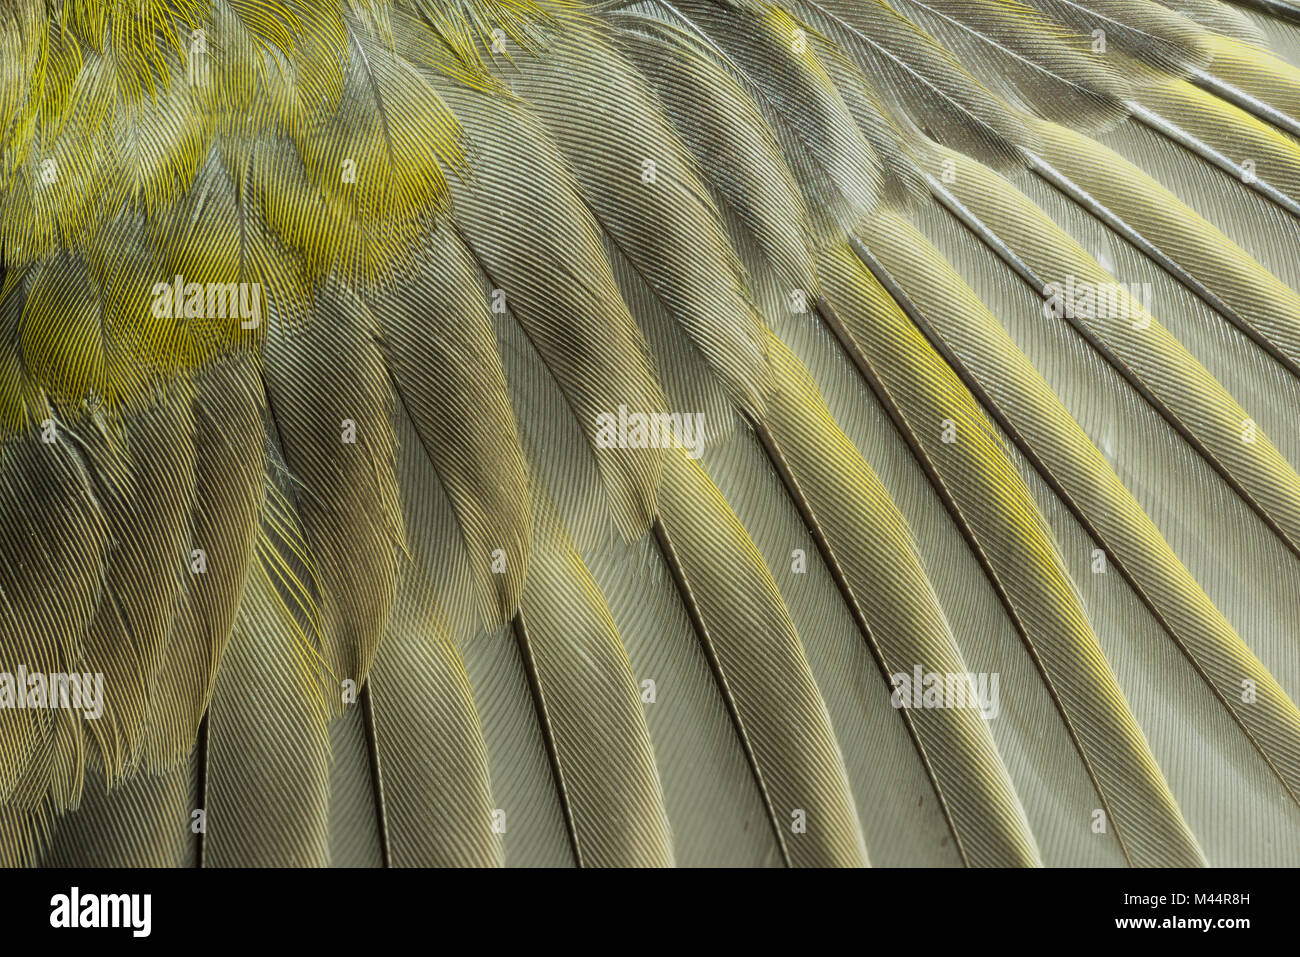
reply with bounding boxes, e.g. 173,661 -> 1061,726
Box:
608,16 -> 820,319
362,564 -> 503,866
0,404 -> 109,805
785,0 -> 1036,165
1227,0 -> 1300,24
459,618 -> 575,866
655,446 -> 869,867
1023,0 -> 1215,71
693,413 -> 963,864
882,0 -> 1136,126
18,252 -> 107,409
499,26 -> 771,414
0,804 -> 50,868
43,761 -> 196,867
1128,77 -> 1300,218
513,486 -> 674,866
603,235 -> 740,452
326,700 -> 385,866
754,333 -> 1043,866
426,75 -> 668,539
1195,32 -> 1300,134
653,0 -> 886,230
75,382 -> 197,785
1022,117 -> 1300,376
342,406 -> 504,866
202,484 -> 333,867
1157,0 -> 1266,42
922,142 -> 1300,560
10,0 -> 1300,870
142,355 -> 266,771
858,208 -> 1300,808
578,533 -> 787,866
257,12 -> 459,287
261,275 -> 403,691
371,225 -> 531,629
817,244 -> 1204,865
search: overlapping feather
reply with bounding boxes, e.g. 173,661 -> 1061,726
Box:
3,0 -> 1300,868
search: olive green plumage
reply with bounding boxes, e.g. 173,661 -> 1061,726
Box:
4,0 -> 1300,866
